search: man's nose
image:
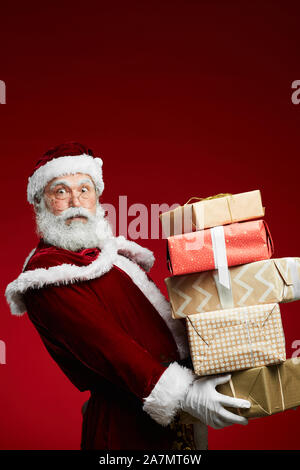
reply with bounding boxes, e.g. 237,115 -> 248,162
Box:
69,191 -> 81,207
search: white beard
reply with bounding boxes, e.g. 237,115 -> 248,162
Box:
35,198 -> 114,251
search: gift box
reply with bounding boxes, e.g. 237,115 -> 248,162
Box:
160,190 -> 265,237
186,303 -> 286,376
179,358 -> 300,423
216,358 -> 300,419
167,220 -> 274,286
165,257 -> 300,318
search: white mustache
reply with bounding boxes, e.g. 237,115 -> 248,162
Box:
57,207 -> 95,222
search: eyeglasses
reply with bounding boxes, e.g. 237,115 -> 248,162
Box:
46,186 -> 95,201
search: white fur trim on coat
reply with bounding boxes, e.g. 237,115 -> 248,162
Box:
143,362 -> 196,426
5,237 -> 189,359
22,248 -> 37,272
115,236 -> 155,272
27,154 -> 104,204
5,238 -> 119,316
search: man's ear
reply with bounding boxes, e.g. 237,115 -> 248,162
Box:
33,193 -> 43,213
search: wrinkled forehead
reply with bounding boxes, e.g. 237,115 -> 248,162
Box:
45,173 -> 95,192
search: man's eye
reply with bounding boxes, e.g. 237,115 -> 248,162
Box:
56,188 -> 66,194
81,187 -> 89,192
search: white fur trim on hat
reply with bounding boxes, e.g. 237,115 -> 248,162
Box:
27,154 -> 104,204
143,362 -> 196,426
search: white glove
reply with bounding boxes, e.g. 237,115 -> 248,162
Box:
179,374 -> 251,429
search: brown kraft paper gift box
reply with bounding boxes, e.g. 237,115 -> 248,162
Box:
165,257 -> 300,318
160,189 -> 265,237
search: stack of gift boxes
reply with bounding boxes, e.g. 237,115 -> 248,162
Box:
160,190 -> 300,419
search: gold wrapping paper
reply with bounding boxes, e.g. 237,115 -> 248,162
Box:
160,190 -> 265,237
186,303 -> 286,376
165,257 -> 300,318
179,358 -> 300,423
216,358 -> 300,418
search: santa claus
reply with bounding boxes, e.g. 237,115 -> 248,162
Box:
5,142 -> 250,450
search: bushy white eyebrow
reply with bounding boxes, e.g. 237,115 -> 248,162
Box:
49,178 -> 94,191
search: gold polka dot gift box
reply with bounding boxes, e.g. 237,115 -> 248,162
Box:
186,303 -> 286,376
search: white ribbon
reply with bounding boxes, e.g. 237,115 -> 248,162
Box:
213,271 -> 234,309
287,258 -> 300,300
211,226 -> 230,289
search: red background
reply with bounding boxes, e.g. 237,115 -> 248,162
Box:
1,1 -> 300,450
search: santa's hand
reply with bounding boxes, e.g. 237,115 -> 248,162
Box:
179,374 -> 251,429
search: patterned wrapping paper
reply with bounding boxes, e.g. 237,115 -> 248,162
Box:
186,303 -> 286,376
165,257 -> 300,318
167,219 -> 273,276
160,190 -> 265,237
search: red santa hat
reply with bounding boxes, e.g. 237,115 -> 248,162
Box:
27,142 -> 104,204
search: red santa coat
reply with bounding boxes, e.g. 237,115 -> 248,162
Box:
5,236 -> 206,450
